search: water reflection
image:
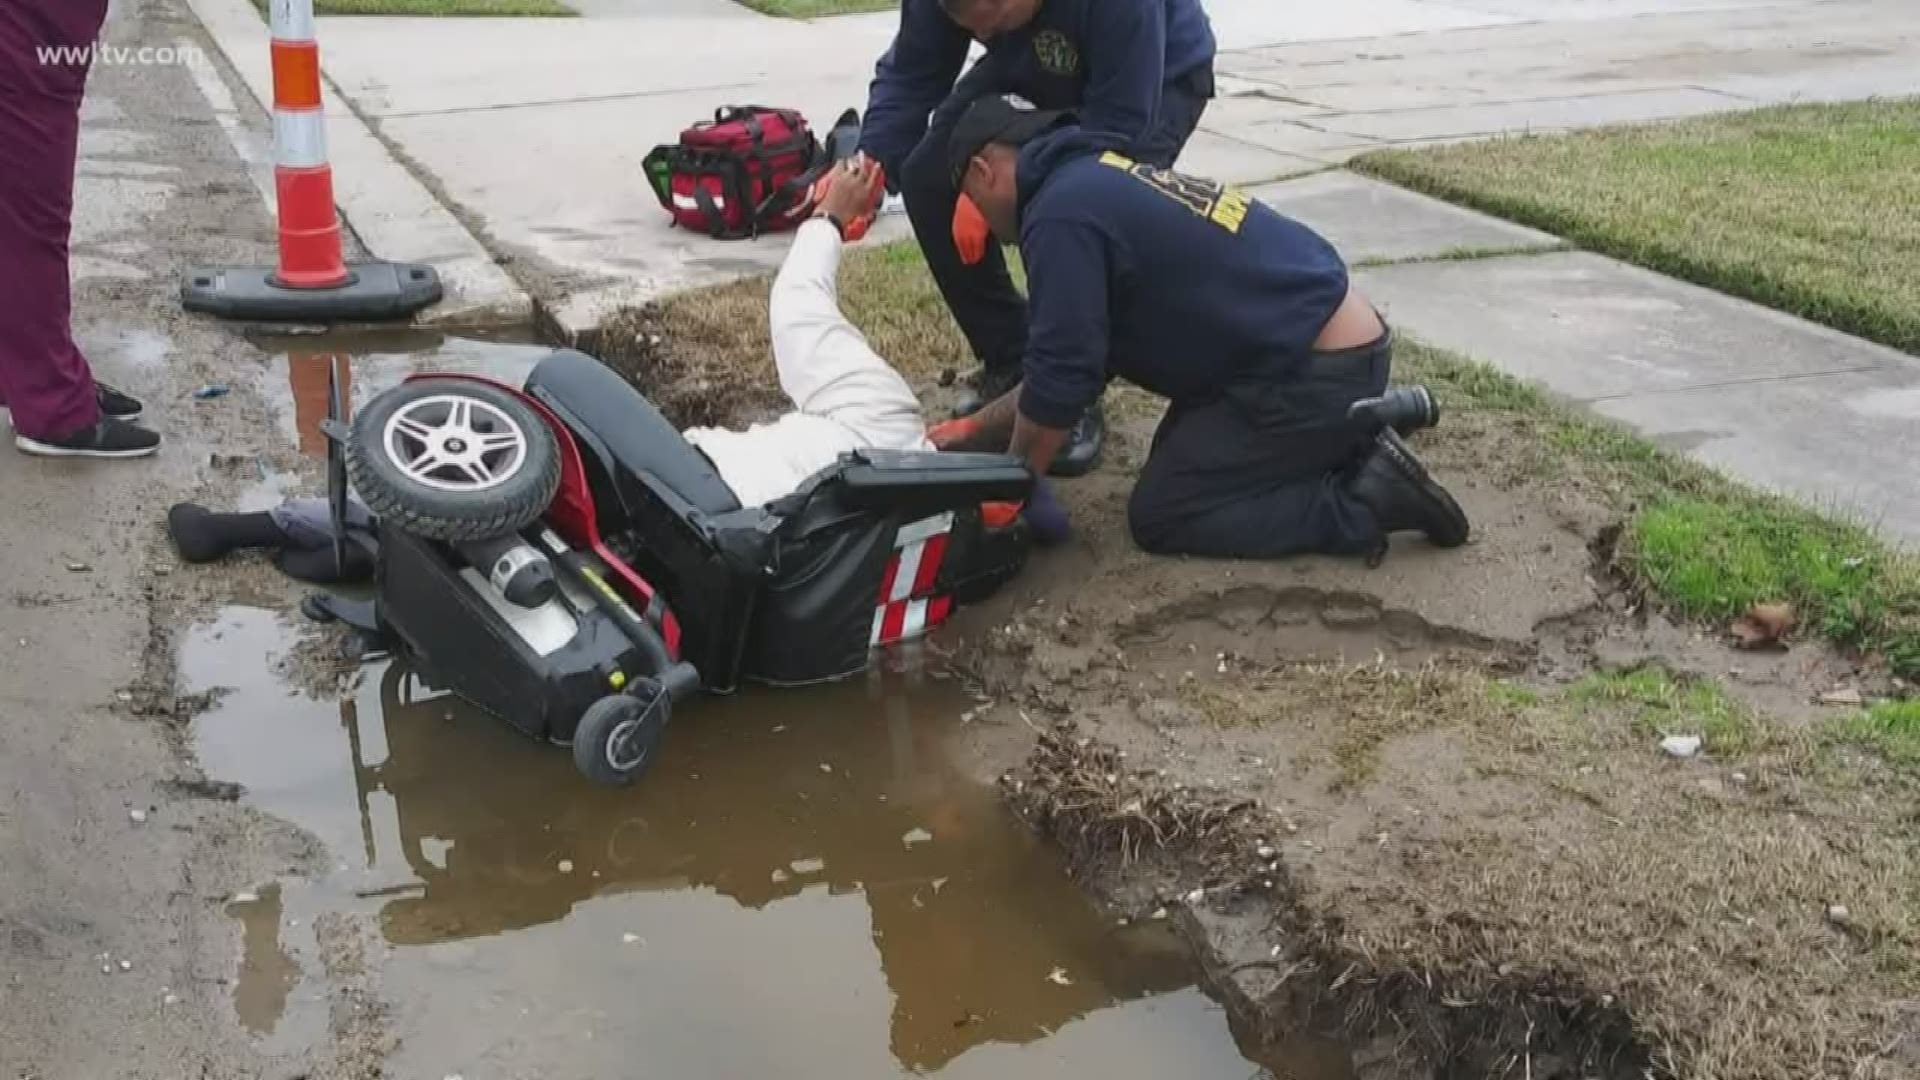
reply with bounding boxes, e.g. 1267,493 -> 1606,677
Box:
181,607 -> 1308,1078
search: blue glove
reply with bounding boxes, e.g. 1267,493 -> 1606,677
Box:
1023,478 -> 1072,546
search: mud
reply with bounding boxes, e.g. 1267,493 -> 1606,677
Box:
574,240 -> 1920,1077
171,605 -> 1328,1078
910,403 -> 1911,1080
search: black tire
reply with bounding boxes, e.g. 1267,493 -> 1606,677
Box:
573,686 -> 670,787
347,377 -> 561,543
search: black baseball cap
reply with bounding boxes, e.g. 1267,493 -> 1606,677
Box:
947,93 -> 1071,185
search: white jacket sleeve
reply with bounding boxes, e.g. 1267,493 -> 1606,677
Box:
766,219 -> 926,449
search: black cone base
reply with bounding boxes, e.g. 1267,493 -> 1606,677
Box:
181,261 -> 442,323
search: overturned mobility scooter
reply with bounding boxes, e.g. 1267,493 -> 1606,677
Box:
306,349 -> 1035,787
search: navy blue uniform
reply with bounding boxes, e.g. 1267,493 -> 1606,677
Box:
1014,131 -> 1394,560
859,0 -> 1216,376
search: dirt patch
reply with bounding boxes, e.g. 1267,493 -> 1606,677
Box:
948,406 -> 1918,1079
605,246 -> 1918,1080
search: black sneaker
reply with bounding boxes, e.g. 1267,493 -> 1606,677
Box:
1348,428 -> 1468,559
16,417 -> 160,459
95,382 -> 143,421
1347,383 -> 1438,436
0,381 -> 142,425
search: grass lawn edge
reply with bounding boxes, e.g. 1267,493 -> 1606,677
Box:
1397,336 -> 1920,679
1348,99 -> 1920,355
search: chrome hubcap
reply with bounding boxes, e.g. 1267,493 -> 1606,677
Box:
384,393 -> 528,493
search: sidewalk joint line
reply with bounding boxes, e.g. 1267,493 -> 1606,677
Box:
376,82 -> 761,121
1581,364 -> 1894,404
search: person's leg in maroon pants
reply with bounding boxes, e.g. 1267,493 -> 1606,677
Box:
0,0 -> 159,458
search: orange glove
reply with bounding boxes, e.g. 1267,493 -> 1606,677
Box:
846,161 -> 884,241
953,194 -> 990,265
809,159 -> 886,241
802,158 -> 883,238
927,415 -> 981,450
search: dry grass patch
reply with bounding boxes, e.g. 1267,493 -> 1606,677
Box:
1071,660 -> 1920,1080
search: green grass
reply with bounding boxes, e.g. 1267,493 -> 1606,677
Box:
1484,680 -> 1544,711
265,0 -> 573,15
1567,667 -> 1760,754
733,0 -> 896,15
1396,340 -> 1920,678
1834,700 -> 1920,768
1353,98 -> 1920,354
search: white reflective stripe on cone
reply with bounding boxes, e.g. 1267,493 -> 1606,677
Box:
274,109 -> 328,169
268,0 -> 316,43
870,606 -> 887,647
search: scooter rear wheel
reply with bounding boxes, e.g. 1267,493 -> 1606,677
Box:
348,377 -> 560,543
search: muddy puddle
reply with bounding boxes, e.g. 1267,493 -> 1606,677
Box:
179,605 -> 1347,1078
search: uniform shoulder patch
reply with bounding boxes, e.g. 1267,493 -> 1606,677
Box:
1032,29 -> 1079,75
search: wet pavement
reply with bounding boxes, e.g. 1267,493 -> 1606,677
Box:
178,600 -> 1345,1078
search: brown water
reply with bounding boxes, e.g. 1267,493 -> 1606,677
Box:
223,883 -> 299,1037
180,605 -> 1348,1079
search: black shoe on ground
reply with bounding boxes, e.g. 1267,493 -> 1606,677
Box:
15,416 -> 160,459
95,381 -> 143,421
953,367 -> 1105,477
1346,383 -> 1438,436
1348,428 -> 1468,559
1048,402 -> 1104,478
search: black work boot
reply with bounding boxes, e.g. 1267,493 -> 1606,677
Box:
1347,383 -> 1440,436
1348,428 -> 1469,564
1049,403 -> 1104,478
953,366 -> 1105,477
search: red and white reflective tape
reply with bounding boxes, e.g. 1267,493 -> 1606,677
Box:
871,512 -> 955,646
267,0 -> 348,288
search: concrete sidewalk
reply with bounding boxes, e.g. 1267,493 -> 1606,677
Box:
177,0 -> 1919,539
179,0 -> 1918,333
1255,173 -> 1920,543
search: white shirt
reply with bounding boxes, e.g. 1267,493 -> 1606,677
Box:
682,219 -> 932,508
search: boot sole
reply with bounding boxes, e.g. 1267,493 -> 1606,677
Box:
1375,429 -> 1469,547
15,434 -> 159,459
1397,385 -> 1438,436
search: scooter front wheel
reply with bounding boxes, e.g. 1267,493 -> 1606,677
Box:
572,684 -> 670,787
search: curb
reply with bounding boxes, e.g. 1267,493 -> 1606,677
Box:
181,0 -> 534,330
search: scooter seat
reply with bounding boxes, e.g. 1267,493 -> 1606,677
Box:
523,349 -> 742,518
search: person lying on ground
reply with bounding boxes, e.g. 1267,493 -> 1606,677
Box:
165,158 -> 1068,580
930,95 -> 1470,565
854,0 -> 1220,478
0,0 -> 160,459
679,152 -> 1057,536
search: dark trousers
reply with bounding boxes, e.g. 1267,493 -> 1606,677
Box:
900,63 -> 1215,376
0,0 -> 109,440
1127,334 -> 1393,560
